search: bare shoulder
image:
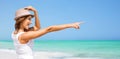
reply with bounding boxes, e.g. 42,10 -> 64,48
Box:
17,32 -> 28,44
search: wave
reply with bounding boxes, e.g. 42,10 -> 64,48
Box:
0,49 -> 119,59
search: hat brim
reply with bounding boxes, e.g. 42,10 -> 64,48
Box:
15,14 -> 34,20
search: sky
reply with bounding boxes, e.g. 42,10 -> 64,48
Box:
0,0 -> 120,40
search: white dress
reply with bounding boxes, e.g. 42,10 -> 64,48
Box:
12,32 -> 34,59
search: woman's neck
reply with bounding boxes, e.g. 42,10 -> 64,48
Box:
18,29 -> 24,32
14,28 -> 24,34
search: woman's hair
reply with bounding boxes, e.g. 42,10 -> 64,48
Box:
14,16 -> 28,32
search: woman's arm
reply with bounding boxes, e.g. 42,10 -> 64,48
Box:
19,22 -> 81,44
25,6 -> 40,31
34,10 -> 40,30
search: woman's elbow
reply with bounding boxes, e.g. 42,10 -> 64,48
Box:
46,26 -> 54,32
37,27 -> 40,30
34,26 -> 40,31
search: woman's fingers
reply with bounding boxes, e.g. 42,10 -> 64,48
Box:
73,21 -> 84,29
24,6 -> 32,9
76,24 -> 80,29
24,6 -> 36,11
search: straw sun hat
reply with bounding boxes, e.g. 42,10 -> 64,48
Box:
15,8 -> 34,20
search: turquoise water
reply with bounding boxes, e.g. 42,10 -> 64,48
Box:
0,40 -> 120,59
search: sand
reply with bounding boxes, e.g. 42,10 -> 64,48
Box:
0,49 -> 99,59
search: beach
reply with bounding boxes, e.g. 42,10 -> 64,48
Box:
0,49 -> 83,59
0,49 -> 99,59
0,40 -> 120,59
0,49 -> 17,59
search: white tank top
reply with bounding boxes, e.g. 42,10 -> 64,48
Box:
12,32 -> 34,59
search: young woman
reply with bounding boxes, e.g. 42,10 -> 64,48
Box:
12,6 -> 82,59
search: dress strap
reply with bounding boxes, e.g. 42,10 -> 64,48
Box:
16,32 -> 24,42
12,32 -> 25,44
16,32 -> 24,38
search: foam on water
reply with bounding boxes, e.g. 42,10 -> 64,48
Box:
0,49 -> 119,59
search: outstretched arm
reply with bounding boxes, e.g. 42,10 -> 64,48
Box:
47,22 -> 80,32
48,21 -> 84,32
19,22 -> 83,44
25,6 -> 40,31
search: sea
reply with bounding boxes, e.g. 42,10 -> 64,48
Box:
0,40 -> 120,59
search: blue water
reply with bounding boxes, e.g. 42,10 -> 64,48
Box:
0,40 -> 120,59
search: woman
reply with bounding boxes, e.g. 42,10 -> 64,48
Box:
12,6 -> 82,59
